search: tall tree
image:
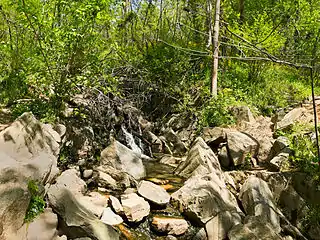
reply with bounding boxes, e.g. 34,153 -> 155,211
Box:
211,0 -> 221,96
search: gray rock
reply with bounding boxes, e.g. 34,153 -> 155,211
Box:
83,169 -> 93,179
0,113 -> 60,240
97,165 -> 133,191
275,108 -> 306,130
218,145 -> 230,168
159,155 -> 182,168
175,137 -> 221,178
100,207 -> 123,226
231,106 -> 255,123
47,169 -> 119,240
239,176 -> 281,233
269,136 -> 291,159
144,131 -> 163,153
171,173 -> 242,224
270,153 -> 290,171
100,140 -> 146,180
151,216 -> 189,236
78,192 -> 109,217
121,193 -> 150,222
205,211 -> 242,240
228,216 -> 283,240
138,180 -> 170,206
78,159 -> 86,166
17,208 -> 58,240
201,127 -> 227,146
163,128 -> 188,156
226,131 -> 258,166
193,228 -> 207,240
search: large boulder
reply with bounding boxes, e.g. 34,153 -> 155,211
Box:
171,173 -> 243,225
100,140 -> 146,180
175,137 -> 221,178
47,169 -> 119,240
228,216 -> 283,240
205,211 -> 242,240
0,113 -> 61,240
239,176 -> 281,233
17,208 -> 59,240
225,131 -> 259,167
240,116 -> 273,162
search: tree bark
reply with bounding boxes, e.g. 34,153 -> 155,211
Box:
239,0 -> 245,24
211,0 -> 221,96
206,0 -> 213,48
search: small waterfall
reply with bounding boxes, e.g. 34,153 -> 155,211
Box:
121,125 -> 142,157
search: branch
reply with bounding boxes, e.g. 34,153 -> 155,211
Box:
224,24 -> 312,69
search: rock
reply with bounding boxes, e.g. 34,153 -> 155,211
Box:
79,192 -> 109,217
160,155 -> 183,168
193,228 -> 208,240
239,176 -> 281,233
100,207 -> 123,225
97,165 -> 133,191
279,185 -> 307,230
98,171 -> 118,190
275,108 -> 307,130
231,106 -> 255,124
145,131 -> 163,153
241,116 -> 274,162
0,112 -> 60,158
171,173 -> 242,224
226,131 -> 258,166
0,113 -> 60,240
166,113 -> 193,131
17,208 -> 58,240
205,211 -> 242,240
228,216 -> 283,240
53,123 -> 67,139
121,193 -> 150,222
201,127 -> 227,146
269,136 -> 291,159
83,169 -> 93,179
47,169 -> 119,240
109,196 -> 123,214
163,128 -> 188,156
78,159 -> 86,166
159,136 -> 173,155
137,180 -> 170,206
218,145 -> 230,168
270,153 -> 290,171
151,216 -> 189,236
175,137 -> 221,178
100,140 -> 146,180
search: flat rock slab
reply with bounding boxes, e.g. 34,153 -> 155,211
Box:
109,196 -> 123,214
100,207 -> 123,226
151,216 -> 189,236
121,193 -> 150,222
138,180 -> 170,206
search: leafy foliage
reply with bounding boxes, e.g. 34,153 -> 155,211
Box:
25,180 -> 45,222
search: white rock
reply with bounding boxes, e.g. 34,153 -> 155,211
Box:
121,193 -> 150,222
109,196 -> 123,214
151,216 -> 188,236
100,207 -> 123,226
138,180 -> 170,206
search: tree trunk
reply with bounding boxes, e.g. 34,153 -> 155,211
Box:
239,0 -> 245,24
211,0 -> 221,96
206,0 -> 213,48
